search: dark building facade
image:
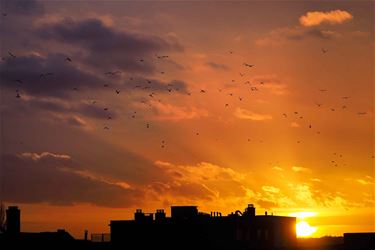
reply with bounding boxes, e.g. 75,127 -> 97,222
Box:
6,206 -> 20,234
110,204 -> 296,250
344,233 -> 375,250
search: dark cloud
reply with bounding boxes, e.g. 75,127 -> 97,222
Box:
35,18 -> 183,73
122,77 -> 188,93
1,153 -> 143,207
77,103 -> 117,120
2,0 -> 44,16
0,53 -> 103,97
2,97 -> 118,121
205,62 -> 230,71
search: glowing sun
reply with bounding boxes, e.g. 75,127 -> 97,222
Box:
296,221 -> 317,237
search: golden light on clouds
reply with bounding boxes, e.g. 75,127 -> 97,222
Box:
234,108 -> 273,121
299,10 -> 353,27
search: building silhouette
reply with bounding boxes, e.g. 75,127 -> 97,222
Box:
5,206 -> 20,234
344,233 -> 375,250
1,204 -> 373,250
110,204 -> 297,250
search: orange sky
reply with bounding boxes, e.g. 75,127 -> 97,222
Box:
0,0 -> 374,238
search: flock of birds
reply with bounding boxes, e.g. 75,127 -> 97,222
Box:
3,46 -> 373,166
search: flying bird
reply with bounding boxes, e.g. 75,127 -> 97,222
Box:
321,48 -> 328,54
243,63 -> 255,67
8,51 -> 16,58
115,90 -> 120,94
66,57 -> 72,62
104,71 -> 121,76
156,54 -> 169,59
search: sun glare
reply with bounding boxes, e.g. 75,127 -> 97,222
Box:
289,211 -> 317,219
296,221 -> 317,237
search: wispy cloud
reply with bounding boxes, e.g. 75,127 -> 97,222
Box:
143,100 -> 208,121
234,108 -> 272,121
255,26 -> 341,47
205,61 -> 230,71
292,166 -> 310,172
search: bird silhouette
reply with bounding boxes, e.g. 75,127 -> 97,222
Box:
104,71 -> 121,76
66,57 -> 72,62
8,52 -> 16,58
243,63 -> 255,67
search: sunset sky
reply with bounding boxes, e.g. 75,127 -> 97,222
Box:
0,0 -> 374,238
